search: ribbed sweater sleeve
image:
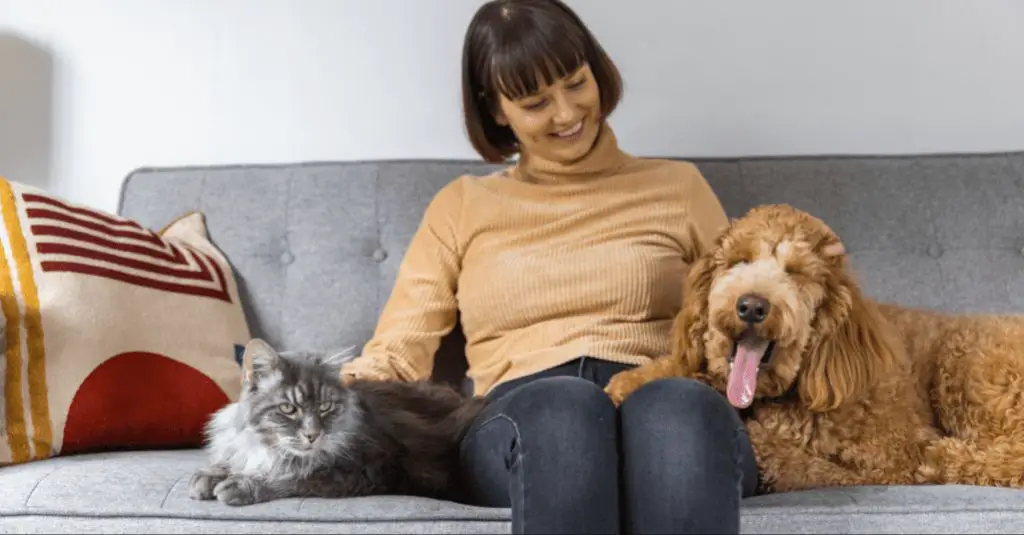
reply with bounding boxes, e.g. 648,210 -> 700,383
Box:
340,178 -> 464,382
681,163 -> 730,260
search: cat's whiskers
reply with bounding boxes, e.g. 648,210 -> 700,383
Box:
192,340 -> 483,504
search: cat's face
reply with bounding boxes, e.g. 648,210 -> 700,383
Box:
239,339 -> 359,458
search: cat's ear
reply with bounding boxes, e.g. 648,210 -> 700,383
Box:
242,338 -> 281,388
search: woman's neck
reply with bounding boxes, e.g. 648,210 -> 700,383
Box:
514,122 -> 631,184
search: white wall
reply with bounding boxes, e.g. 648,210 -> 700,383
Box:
2,0 -> 1023,213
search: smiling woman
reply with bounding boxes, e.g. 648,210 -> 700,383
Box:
460,0 -> 621,164
339,1 -> 756,534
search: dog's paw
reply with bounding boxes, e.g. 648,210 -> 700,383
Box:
604,369 -> 646,407
915,441 -> 948,484
188,470 -> 228,501
213,475 -> 260,506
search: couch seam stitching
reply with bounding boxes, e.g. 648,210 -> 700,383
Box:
22,466 -> 62,507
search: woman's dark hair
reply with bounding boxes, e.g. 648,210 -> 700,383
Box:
461,0 -> 623,162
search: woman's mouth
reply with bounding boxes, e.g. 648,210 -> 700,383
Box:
550,120 -> 584,142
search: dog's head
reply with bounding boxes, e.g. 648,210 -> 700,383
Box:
673,204 -> 899,412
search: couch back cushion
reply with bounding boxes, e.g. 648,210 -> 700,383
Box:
1,178 -> 249,465
118,153 -> 1024,384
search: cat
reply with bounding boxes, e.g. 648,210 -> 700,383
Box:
188,338 -> 487,506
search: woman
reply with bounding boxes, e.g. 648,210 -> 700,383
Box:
340,0 -> 758,533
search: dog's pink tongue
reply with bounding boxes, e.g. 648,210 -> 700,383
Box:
727,337 -> 770,409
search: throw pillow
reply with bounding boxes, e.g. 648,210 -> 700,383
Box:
0,177 -> 250,465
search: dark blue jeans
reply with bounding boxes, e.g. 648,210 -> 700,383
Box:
459,357 -> 758,534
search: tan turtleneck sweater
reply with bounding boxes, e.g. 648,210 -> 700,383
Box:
340,125 -> 729,396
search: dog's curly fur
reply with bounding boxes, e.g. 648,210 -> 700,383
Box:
605,203 -> 1024,493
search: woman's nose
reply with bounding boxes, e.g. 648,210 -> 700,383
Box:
550,91 -> 576,124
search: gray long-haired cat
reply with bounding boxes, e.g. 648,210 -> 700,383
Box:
188,338 -> 486,506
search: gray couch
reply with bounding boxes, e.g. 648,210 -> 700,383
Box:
1,151 -> 1023,533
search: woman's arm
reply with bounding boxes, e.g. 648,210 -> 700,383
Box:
340,179 -> 465,383
681,163 -> 730,261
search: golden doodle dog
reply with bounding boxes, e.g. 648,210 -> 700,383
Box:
605,203 -> 1024,493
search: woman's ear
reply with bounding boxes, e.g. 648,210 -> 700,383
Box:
494,110 -> 508,126
491,95 -> 510,127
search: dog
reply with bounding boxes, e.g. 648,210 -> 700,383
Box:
605,203 -> 1024,493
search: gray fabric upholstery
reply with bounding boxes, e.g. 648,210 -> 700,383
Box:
3,450 -> 1024,533
1,152 -> 1021,533
114,155 -> 1024,386
0,450 -> 509,534
117,155 -> 1024,348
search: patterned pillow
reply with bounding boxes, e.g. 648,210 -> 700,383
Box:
0,177 -> 250,465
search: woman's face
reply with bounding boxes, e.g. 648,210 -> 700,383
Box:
495,63 -> 602,165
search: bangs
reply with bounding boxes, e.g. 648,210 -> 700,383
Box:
488,29 -> 588,101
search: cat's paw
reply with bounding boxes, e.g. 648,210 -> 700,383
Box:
213,475 -> 260,506
188,471 -> 228,501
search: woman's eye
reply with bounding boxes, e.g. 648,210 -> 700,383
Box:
568,78 -> 586,89
522,99 -> 547,111
319,401 -> 334,413
278,403 -> 296,415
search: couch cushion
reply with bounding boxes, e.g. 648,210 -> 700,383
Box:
0,178 -> 249,466
117,153 -> 1024,378
0,450 -> 509,533
1,450 -> 1022,534
742,485 -> 1024,533
705,155 -> 1024,313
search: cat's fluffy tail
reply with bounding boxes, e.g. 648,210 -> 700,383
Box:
451,396 -> 489,442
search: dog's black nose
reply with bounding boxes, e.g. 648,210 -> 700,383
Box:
737,294 -> 770,324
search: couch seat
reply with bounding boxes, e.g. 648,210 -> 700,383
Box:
1,449 -> 1023,533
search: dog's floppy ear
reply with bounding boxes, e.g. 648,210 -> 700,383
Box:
821,240 -> 845,259
798,278 -> 900,412
670,253 -> 717,375
818,236 -> 847,268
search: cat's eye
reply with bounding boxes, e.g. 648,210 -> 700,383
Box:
318,401 -> 334,413
278,403 -> 296,415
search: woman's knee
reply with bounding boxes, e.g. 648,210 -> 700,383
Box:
497,375 -> 617,430
462,375 -> 617,457
620,377 -> 742,436
618,377 -> 759,498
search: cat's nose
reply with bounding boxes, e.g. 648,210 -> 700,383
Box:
302,431 -> 321,444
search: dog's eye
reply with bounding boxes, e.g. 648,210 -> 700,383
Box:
785,268 -> 816,286
726,258 -> 747,269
